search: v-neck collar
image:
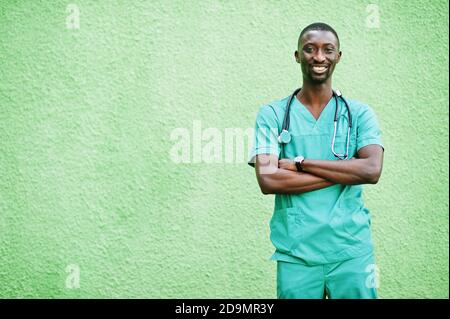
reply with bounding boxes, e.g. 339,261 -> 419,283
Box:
293,94 -> 335,129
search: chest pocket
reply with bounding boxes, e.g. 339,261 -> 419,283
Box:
333,134 -> 356,159
333,113 -> 357,159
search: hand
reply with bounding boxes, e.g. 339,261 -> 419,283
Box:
278,159 -> 297,171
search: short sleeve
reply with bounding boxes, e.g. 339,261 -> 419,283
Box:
356,105 -> 384,152
247,105 -> 280,167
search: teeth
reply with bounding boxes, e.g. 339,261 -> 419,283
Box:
312,66 -> 326,72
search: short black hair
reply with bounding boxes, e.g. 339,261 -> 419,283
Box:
298,22 -> 340,48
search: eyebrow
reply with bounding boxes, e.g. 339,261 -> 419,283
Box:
303,42 -> 336,47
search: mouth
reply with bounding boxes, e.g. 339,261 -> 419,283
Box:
311,65 -> 329,74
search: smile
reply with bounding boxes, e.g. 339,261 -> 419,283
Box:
311,66 -> 328,74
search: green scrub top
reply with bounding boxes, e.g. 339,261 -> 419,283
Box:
248,93 -> 384,266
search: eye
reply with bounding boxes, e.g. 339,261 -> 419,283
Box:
325,48 -> 335,54
303,46 -> 314,53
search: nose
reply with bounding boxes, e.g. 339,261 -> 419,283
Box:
313,49 -> 326,63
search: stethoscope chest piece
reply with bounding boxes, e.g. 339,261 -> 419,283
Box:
278,129 -> 291,144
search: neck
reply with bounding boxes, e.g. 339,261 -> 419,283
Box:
298,80 -> 333,109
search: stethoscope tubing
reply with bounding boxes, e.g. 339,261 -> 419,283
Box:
280,88 -> 352,160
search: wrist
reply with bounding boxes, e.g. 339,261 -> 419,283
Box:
294,156 -> 305,172
299,158 -> 306,172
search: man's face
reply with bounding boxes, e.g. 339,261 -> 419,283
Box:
295,30 -> 341,84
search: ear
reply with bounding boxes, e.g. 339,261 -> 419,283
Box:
294,50 -> 300,63
336,51 -> 342,63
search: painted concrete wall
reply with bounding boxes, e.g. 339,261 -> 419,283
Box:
0,0 -> 448,298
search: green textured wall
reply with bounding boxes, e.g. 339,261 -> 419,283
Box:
0,0 -> 448,299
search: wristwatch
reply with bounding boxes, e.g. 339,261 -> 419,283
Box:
294,156 -> 305,172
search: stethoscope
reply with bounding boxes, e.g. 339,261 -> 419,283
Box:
278,88 -> 352,160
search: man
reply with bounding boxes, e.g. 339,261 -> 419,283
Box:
248,22 -> 384,299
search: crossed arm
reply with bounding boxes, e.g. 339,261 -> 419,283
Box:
255,144 -> 384,195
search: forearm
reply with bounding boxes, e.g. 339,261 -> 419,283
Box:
258,168 -> 335,195
301,158 -> 380,185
